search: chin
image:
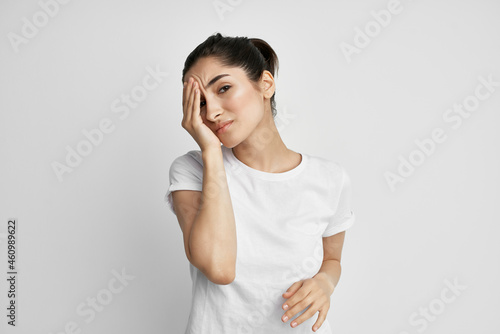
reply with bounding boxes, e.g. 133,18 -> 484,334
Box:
220,137 -> 242,149
220,141 -> 236,149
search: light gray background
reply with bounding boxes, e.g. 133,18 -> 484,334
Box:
1,0 -> 499,333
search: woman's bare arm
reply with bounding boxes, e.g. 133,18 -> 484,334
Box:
172,146 -> 237,285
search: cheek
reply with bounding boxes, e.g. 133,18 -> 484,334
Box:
226,87 -> 260,114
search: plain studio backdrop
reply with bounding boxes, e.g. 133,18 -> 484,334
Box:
1,0 -> 499,333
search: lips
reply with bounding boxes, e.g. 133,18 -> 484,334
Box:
216,120 -> 233,133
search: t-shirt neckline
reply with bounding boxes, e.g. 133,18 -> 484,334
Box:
222,145 -> 308,181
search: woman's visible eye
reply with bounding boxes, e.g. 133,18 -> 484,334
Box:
200,86 -> 230,109
219,85 -> 231,93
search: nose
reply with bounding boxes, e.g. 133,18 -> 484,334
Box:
204,97 -> 222,123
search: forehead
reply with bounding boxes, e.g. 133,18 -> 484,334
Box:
184,56 -> 246,84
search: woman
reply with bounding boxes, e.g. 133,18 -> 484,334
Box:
165,32 -> 355,333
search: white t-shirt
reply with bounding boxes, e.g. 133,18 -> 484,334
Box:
164,144 -> 355,334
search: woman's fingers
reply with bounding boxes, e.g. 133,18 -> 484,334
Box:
182,78 -> 190,112
189,80 -> 200,119
282,293 -> 312,322
282,280 -> 306,312
180,76 -> 220,151
290,302 -> 319,329
312,306 -> 329,332
282,280 -> 303,302
281,278 -> 331,330
186,80 -> 197,122
182,80 -> 187,107
183,77 -> 195,119
193,82 -> 200,120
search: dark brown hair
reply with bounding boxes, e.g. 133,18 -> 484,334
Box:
182,32 -> 280,118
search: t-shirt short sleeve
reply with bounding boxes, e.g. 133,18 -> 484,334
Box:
322,166 -> 355,237
164,152 -> 203,215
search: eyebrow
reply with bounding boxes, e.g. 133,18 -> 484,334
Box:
205,74 -> 230,90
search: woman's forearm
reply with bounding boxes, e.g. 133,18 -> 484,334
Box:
188,147 -> 237,284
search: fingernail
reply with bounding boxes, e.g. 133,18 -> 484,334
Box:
183,81 -> 187,87
283,304 -> 288,310
282,315 -> 288,322
291,321 -> 297,327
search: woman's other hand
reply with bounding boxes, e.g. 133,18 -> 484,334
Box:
280,274 -> 335,332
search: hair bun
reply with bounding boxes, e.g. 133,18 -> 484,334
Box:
249,38 -> 279,78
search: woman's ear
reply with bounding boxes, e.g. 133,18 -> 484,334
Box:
260,70 -> 276,99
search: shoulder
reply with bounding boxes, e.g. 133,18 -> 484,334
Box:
305,152 -> 345,178
303,153 -> 351,196
168,149 -> 204,177
171,149 -> 203,166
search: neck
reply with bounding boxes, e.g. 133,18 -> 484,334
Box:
232,112 -> 299,173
